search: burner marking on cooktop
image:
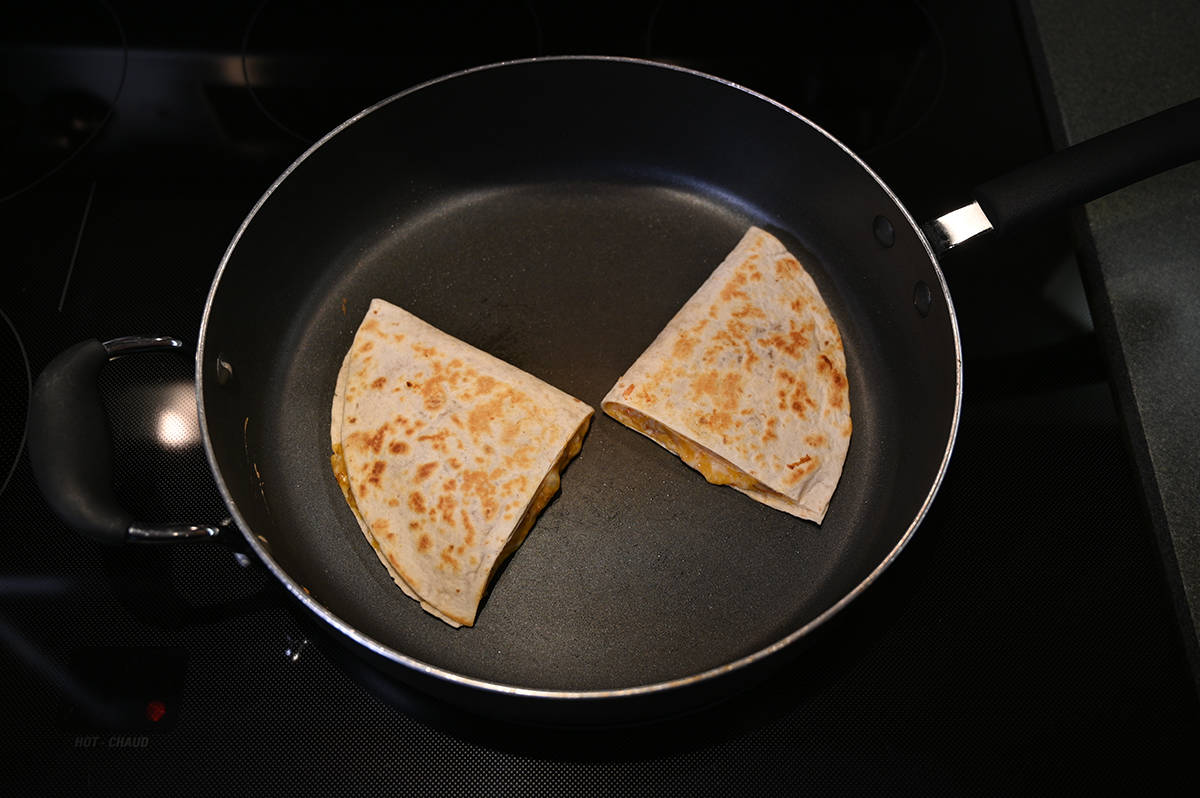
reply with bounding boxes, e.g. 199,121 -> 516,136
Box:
0,308 -> 32,498
59,181 -> 96,313
0,1 -> 128,204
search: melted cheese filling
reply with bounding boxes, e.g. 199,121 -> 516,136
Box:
490,422 -> 587,579
607,404 -> 765,492
330,444 -> 364,526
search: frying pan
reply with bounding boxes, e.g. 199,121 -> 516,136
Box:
28,57 -> 1200,725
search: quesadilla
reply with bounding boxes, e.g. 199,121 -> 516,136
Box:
602,226 -> 851,523
331,298 -> 593,627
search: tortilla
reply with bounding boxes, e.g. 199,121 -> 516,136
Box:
601,226 -> 851,523
331,298 -> 593,627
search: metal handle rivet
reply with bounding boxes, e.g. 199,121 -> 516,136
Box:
913,281 -> 933,317
873,214 -> 895,248
215,354 -> 234,386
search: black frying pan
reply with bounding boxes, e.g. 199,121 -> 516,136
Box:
29,58 -> 1200,725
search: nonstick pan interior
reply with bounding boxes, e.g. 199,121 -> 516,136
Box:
199,58 -> 959,693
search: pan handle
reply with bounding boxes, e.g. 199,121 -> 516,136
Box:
27,337 -> 223,545
924,97 -> 1200,253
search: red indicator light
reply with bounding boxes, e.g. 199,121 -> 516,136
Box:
145,700 -> 167,723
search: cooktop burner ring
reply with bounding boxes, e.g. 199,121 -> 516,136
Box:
0,308 -> 31,498
0,0 -> 128,204
239,0 -> 545,146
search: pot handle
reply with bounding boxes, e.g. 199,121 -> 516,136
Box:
925,96 -> 1200,253
28,336 -> 222,545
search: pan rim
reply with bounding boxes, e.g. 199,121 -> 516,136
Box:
196,54 -> 963,706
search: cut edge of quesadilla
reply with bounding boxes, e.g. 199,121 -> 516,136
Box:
600,402 -> 835,522
331,299 -> 594,628
601,226 -> 851,524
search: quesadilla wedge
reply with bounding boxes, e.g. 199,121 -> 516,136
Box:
602,226 -> 851,523
331,298 -> 593,627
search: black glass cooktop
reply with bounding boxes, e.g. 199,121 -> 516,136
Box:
2,1 -> 1196,793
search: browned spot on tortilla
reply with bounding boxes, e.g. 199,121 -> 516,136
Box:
357,483 -> 368,499
475,375 -> 496,395
415,462 -> 437,481
367,460 -> 386,486
784,454 -> 819,485
418,534 -> 432,553
362,318 -> 379,333
408,520 -> 420,530
356,424 -> 389,455
371,518 -> 388,533
697,409 -> 735,433
460,469 -> 499,522
673,335 -> 697,359
437,493 -> 457,525
732,303 -> 766,319
805,433 -> 826,447
726,318 -> 750,340
359,340 -> 374,353
788,379 -> 816,417
417,429 -> 450,452
762,417 -> 779,443
775,255 -> 800,278
347,416 -> 357,424
408,492 -> 426,513
621,383 -> 636,399
818,353 -> 848,406
759,323 -> 809,360
692,370 -> 742,412
422,379 -> 446,411
371,376 -> 387,389
719,269 -> 749,302
443,479 -> 457,492
693,370 -> 720,400
449,458 -> 462,469
441,545 -> 460,572
468,395 -> 505,439
389,440 -> 408,455
460,510 -> 475,546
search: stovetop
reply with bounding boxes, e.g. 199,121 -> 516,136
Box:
3,1 -> 1197,793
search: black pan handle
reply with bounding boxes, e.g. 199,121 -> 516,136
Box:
925,97 -> 1200,253
28,337 -> 223,545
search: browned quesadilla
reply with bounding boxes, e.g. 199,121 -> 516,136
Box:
331,299 -> 593,627
602,226 -> 851,522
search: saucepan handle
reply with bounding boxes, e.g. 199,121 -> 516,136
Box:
27,336 -> 222,544
924,96 -> 1200,253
